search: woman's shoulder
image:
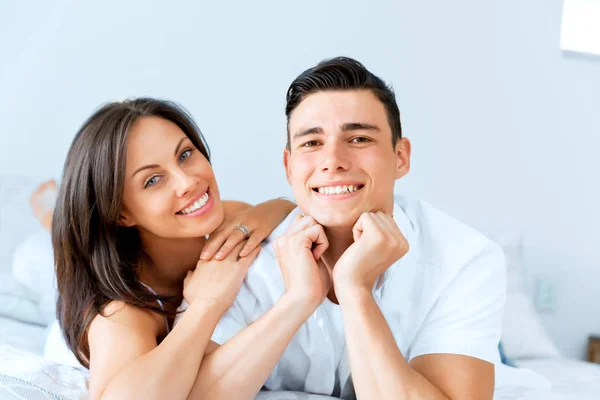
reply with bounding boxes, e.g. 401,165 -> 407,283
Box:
89,300 -> 165,340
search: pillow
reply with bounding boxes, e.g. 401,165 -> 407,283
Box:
11,229 -> 57,325
43,321 -> 84,370
0,273 -> 45,326
487,231 -> 525,294
501,292 -> 561,360
487,231 -> 561,360
0,175 -> 39,274
498,341 -> 515,367
11,229 -> 56,304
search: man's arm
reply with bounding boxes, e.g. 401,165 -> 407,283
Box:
187,215 -> 331,400
334,212 -> 504,399
337,287 -> 492,400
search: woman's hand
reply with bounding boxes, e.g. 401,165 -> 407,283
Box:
200,198 -> 296,261
183,241 -> 260,311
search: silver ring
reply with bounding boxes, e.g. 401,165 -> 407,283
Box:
236,224 -> 250,239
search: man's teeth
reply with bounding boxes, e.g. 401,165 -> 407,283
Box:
317,185 -> 361,195
181,192 -> 210,215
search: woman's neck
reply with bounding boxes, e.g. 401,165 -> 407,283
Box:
137,231 -> 206,296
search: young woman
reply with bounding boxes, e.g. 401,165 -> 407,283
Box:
52,98 -> 294,399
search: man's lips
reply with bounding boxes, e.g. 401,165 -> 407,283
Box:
311,182 -> 365,194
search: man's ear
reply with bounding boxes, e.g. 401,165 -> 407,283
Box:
283,148 -> 292,184
117,211 -> 136,227
395,137 -> 411,179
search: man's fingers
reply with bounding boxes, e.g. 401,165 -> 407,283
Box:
301,224 -> 329,260
370,211 -> 391,232
352,213 -> 370,241
287,214 -> 317,235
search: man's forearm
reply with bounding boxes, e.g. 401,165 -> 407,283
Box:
188,294 -> 318,400
337,287 -> 449,400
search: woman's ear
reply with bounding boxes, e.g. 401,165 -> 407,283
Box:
117,211 -> 136,227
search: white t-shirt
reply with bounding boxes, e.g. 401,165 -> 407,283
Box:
210,196 -> 507,398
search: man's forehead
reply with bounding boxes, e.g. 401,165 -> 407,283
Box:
289,90 -> 389,136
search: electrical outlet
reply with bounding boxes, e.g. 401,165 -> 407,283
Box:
534,276 -> 557,313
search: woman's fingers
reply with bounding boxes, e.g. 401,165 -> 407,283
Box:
224,240 -> 247,261
215,228 -> 248,260
237,245 -> 261,269
201,224 -> 234,260
239,232 -> 263,258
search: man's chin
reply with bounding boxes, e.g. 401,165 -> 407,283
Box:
309,212 -> 360,229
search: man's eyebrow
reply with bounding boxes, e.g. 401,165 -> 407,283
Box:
341,122 -> 380,132
292,127 -> 324,140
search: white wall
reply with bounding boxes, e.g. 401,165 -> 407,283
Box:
1,0 -> 598,358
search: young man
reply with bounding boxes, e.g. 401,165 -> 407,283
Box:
184,57 -> 506,400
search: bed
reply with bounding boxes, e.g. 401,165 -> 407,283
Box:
1,175 -> 599,399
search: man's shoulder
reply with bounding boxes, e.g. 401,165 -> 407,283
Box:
263,206 -> 304,246
394,196 -> 502,270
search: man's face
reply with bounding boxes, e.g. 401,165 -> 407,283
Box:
284,89 -> 411,228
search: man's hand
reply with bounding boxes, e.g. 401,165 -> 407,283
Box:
334,211 -> 409,294
273,215 -> 331,307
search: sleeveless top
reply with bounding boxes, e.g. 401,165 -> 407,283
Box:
140,282 -> 171,335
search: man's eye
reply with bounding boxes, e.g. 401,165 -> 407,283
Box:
302,141 -> 319,147
179,149 -> 193,162
144,175 -> 160,188
351,137 -> 370,143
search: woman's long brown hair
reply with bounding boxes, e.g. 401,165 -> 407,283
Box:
52,98 -> 210,368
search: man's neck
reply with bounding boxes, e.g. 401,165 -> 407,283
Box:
321,226 -> 355,304
322,226 -> 354,265
137,230 -> 206,296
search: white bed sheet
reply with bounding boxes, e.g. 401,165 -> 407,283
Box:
494,358 -> 600,400
2,315 -> 599,400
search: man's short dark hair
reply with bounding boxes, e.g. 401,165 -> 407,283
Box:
285,56 -> 402,149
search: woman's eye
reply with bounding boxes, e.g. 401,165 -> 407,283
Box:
144,175 -> 160,188
302,141 -> 319,148
179,149 -> 193,162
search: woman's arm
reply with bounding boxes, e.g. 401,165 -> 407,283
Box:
187,294 -> 318,400
201,198 -> 296,260
89,243 -> 260,400
221,200 -> 251,215
88,299 -> 224,400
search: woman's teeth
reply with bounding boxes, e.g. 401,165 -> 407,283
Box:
181,192 -> 209,215
317,185 -> 361,195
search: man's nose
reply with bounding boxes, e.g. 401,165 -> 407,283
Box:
320,142 -> 351,172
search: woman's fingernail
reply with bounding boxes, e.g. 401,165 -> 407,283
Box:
200,253 -> 209,260
215,252 -> 224,259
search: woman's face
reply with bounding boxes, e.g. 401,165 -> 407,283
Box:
120,116 -> 224,239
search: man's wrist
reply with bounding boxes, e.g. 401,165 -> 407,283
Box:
334,281 -> 374,306
282,290 -> 323,316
